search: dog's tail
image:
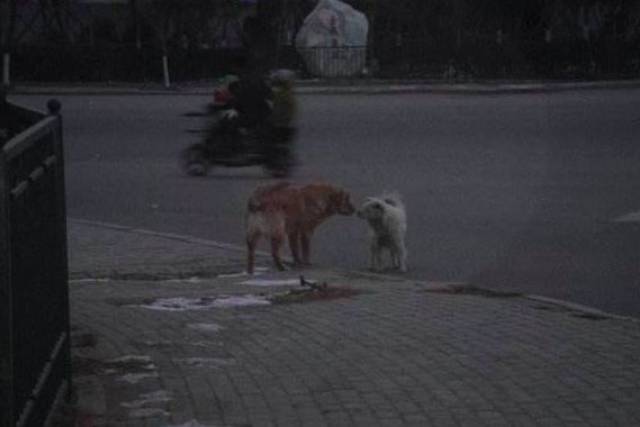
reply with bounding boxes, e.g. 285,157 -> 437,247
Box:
247,181 -> 291,212
381,191 -> 405,210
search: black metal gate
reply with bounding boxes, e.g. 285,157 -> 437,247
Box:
0,94 -> 71,427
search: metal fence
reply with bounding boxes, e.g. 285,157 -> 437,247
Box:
7,35 -> 640,83
296,46 -> 367,78
0,94 -> 71,427
11,43 -> 248,83
374,35 -> 640,80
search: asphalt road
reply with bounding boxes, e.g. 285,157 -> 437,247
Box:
12,89 -> 640,316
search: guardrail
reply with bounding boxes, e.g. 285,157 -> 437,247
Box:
0,94 -> 71,427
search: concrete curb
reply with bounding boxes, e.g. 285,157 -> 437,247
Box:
524,295 -> 640,323
69,217 -> 639,323
11,79 -> 640,96
70,218 -> 249,254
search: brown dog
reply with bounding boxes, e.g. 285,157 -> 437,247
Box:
246,182 -> 355,274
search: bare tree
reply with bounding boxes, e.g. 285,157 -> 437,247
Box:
140,0 -> 245,86
141,0 -> 175,86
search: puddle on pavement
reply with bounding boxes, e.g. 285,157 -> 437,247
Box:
187,323 -> 224,333
135,295 -> 271,311
240,278 -> 301,287
173,357 -> 235,369
270,285 -> 362,305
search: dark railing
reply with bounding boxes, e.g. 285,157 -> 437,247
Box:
0,93 -> 71,427
297,46 -> 367,78
7,34 -> 640,83
374,34 -> 640,80
12,43 -> 248,83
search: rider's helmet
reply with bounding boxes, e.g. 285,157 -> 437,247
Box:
269,69 -> 296,88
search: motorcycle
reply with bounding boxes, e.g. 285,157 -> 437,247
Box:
180,79 -> 295,178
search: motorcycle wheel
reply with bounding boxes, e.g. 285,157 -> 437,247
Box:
180,144 -> 211,176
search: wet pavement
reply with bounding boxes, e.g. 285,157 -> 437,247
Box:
67,219 -> 640,426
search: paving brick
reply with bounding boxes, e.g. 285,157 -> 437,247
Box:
68,220 -> 640,427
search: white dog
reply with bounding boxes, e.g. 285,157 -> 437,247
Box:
357,192 -> 408,273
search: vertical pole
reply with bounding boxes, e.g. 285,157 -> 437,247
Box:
2,52 -> 9,86
162,53 -> 170,88
496,29 -> 504,77
47,99 -> 72,402
0,92 -> 14,427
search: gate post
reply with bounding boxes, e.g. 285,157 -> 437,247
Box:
0,117 -> 14,427
47,99 -> 72,403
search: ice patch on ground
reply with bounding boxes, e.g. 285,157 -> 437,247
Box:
615,211 -> 640,223
117,372 -> 160,384
218,267 -> 268,278
164,277 -> 203,284
139,339 -> 173,347
69,278 -> 111,283
211,295 -> 270,307
188,323 -> 224,333
174,357 -> 235,369
239,278 -> 301,287
109,355 -> 153,364
121,390 -> 172,409
190,340 -> 223,349
128,407 -> 169,418
137,295 -> 270,311
166,420 -> 216,427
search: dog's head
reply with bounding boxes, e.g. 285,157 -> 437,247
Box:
357,198 -> 386,222
329,189 -> 356,216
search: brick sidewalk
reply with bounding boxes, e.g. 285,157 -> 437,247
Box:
68,220 -> 640,427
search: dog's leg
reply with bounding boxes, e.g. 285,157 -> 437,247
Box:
301,232 -> 312,265
397,240 -> 408,273
390,247 -> 398,270
369,241 -> 377,271
370,242 -> 383,271
287,230 -> 303,266
246,232 -> 261,275
271,235 -> 286,271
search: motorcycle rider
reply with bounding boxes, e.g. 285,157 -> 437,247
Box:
218,14 -> 276,154
268,69 -> 297,143
203,71 -> 272,158
217,70 -> 297,158
227,71 -> 273,136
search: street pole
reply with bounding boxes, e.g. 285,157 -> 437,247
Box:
162,53 -> 170,88
3,51 -> 10,86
